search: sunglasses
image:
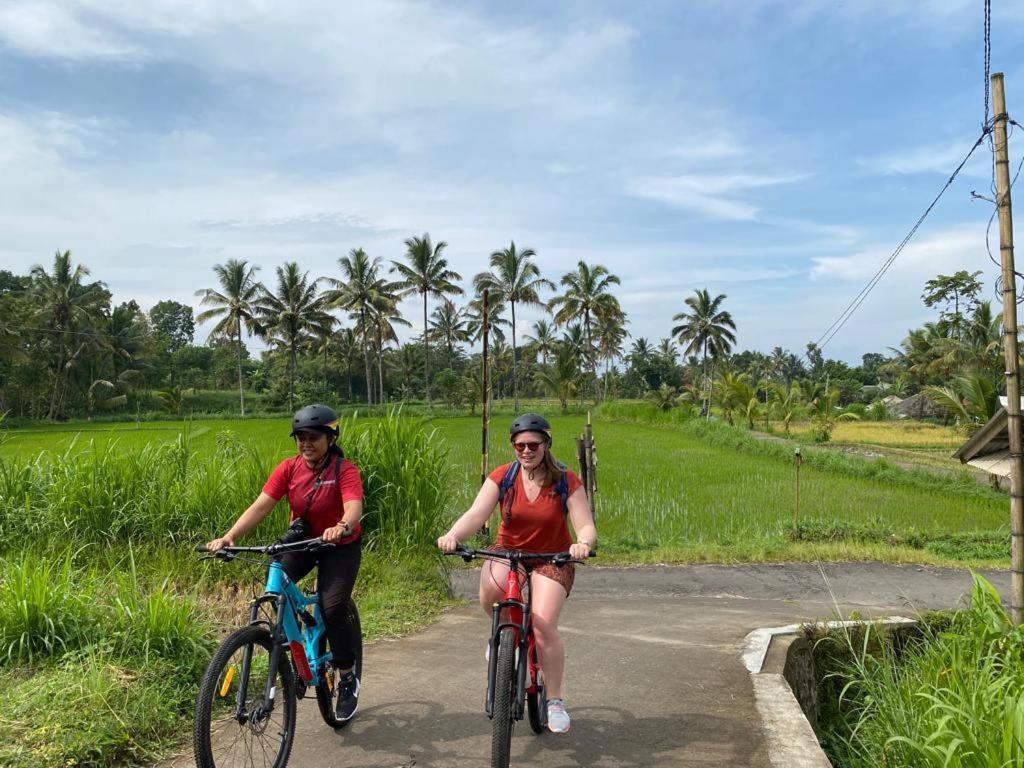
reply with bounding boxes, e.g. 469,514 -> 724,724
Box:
513,441 -> 544,453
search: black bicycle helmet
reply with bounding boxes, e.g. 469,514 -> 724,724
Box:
290,404 -> 340,437
509,412 -> 552,443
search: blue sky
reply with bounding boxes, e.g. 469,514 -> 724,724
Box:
1,0 -> 1022,363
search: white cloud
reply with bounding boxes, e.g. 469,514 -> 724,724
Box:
810,224 -> 988,282
860,140 -> 991,178
0,3 -> 142,60
626,172 -> 807,221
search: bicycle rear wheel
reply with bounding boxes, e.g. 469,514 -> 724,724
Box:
194,625 -> 296,768
491,626 -> 517,768
526,646 -> 546,735
315,599 -> 363,728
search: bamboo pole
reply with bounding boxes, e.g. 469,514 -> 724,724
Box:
992,73 -> 1024,623
585,412 -> 596,514
480,289 -> 491,538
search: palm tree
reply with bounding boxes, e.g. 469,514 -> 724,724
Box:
657,338 -> 678,362
465,292 -> 510,345
923,374 -> 999,433
474,242 -> 554,411
31,250 -> 108,419
324,249 -> 386,404
524,319 -> 558,365
597,313 -> 629,401
672,289 -> 737,418
368,289 -> 410,404
535,344 -> 580,414
333,327 -> 360,402
195,259 -> 261,416
429,299 -> 470,370
256,262 -> 332,412
549,261 -> 622,395
646,383 -> 679,412
391,233 -> 463,407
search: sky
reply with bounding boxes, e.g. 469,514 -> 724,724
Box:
1,0 -> 1023,364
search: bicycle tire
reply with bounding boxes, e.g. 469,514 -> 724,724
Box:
491,626 -> 517,768
526,647 -> 546,735
194,625 -> 296,768
315,599 -> 363,729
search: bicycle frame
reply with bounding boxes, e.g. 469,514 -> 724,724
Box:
233,558 -> 332,721
485,555 -> 541,721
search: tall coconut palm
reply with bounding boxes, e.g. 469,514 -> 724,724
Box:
368,289 -> 410,404
333,327 -> 360,402
429,299 -> 471,370
324,249 -> 385,404
31,250 -> 108,419
524,319 -> 558,364
549,261 -> 622,397
597,313 -> 629,400
474,242 -> 554,411
256,262 -> 332,412
391,233 -> 463,408
465,292 -> 510,345
195,259 -> 261,416
672,289 -> 737,418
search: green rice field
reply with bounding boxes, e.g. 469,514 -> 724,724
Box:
0,413 -> 1010,561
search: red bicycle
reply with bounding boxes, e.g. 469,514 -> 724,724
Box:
446,546 -> 593,768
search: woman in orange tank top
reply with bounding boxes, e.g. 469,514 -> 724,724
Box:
438,413 -> 597,733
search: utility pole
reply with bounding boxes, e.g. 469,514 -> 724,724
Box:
992,73 -> 1024,624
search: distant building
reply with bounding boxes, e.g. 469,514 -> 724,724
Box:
892,393 -> 942,420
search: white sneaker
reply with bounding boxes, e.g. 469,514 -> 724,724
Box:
546,698 -> 570,733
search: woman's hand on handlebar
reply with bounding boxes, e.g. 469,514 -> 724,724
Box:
322,522 -> 350,544
569,541 -> 592,560
206,535 -> 235,552
437,533 -> 459,553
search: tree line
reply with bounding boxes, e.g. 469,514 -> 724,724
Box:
0,243 -> 1003,430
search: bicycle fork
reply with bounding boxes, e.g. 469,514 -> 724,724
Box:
234,594 -> 287,724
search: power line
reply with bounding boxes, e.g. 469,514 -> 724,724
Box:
810,127 -> 991,357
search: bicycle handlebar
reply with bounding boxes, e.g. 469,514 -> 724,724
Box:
194,538 -> 335,560
444,545 -> 596,566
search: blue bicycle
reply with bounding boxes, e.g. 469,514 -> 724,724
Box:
193,537 -> 362,768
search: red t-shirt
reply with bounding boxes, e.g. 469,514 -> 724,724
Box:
488,462 -> 582,553
263,454 -> 364,543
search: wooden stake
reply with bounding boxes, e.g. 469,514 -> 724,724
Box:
794,446 -> 802,538
993,73 -> 1024,623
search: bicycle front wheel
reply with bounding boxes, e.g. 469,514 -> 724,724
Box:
194,625 -> 297,768
491,626 -> 517,768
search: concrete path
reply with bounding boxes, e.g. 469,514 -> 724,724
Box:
162,563 -> 1007,767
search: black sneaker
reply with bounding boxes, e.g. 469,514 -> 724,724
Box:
335,670 -> 360,722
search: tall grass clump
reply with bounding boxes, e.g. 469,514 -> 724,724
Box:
820,574 -> 1024,767
0,431 -> 278,548
344,409 -> 452,553
0,551 -> 91,664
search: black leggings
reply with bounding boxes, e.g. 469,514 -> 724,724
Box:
280,538 -> 361,669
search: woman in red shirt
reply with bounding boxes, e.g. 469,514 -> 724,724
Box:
437,413 -> 597,733
206,404 -> 364,722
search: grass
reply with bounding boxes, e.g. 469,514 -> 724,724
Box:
0,412 -> 456,767
816,574 -> 1024,767
0,408 -> 1015,764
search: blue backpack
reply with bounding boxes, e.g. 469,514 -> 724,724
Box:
497,461 -> 570,522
